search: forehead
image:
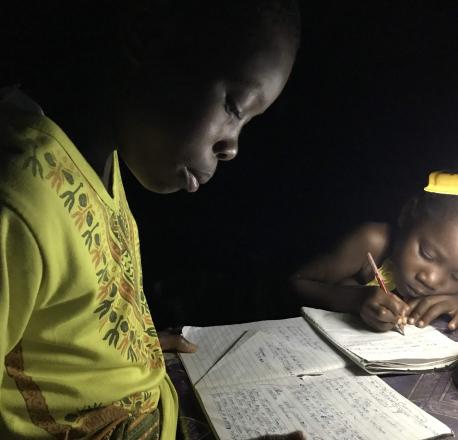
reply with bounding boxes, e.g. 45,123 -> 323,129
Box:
215,34 -> 296,107
412,218 -> 458,256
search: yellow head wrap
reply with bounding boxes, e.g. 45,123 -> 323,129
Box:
424,171 -> 458,195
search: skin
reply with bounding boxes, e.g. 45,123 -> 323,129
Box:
391,218 -> 458,329
290,218 -> 458,332
35,5 -> 302,439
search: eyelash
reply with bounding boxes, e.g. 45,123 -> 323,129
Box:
224,97 -> 242,120
419,245 -> 433,261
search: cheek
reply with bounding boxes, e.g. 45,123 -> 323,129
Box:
393,246 -> 417,279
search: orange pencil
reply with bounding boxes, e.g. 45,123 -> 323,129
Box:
367,252 -> 405,336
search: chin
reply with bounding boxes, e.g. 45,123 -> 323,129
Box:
136,176 -> 179,194
395,281 -> 411,300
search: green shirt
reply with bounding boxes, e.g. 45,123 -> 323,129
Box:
0,100 -> 177,439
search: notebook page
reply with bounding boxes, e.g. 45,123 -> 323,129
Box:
180,317 -> 347,385
302,307 -> 458,364
196,369 -> 452,440
196,329 -> 348,388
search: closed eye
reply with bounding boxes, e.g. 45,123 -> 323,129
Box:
419,244 -> 434,261
224,97 -> 242,120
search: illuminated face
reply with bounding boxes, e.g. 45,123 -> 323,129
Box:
392,219 -> 458,299
114,34 -> 296,194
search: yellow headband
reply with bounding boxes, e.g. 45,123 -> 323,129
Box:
424,171 -> 458,195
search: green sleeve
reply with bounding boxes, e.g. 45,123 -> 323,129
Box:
0,205 -> 43,396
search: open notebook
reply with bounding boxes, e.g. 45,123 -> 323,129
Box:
180,316 -> 454,440
301,306 -> 458,374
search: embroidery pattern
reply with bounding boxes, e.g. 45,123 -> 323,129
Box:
16,140 -> 162,429
26,145 -> 163,371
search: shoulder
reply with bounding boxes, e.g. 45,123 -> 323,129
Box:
0,107 -> 74,239
351,222 -> 390,253
336,222 -> 391,264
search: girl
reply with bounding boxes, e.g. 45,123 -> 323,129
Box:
290,171 -> 458,332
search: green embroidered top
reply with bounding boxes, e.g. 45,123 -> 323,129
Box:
0,102 -> 177,439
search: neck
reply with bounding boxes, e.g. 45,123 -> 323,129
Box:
36,85 -> 116,189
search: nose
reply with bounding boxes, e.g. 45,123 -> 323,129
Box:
213,138 -> 238,161
416,268 -> 443,292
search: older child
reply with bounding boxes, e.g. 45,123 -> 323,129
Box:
0,1 -> 303,439
290,171 -> 458,333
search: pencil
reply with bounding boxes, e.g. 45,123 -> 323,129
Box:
367,252 -> 405,336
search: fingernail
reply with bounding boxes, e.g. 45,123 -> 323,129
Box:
418,320 -> 424,327
408,318 -> 415,324
450,323 -> 456,331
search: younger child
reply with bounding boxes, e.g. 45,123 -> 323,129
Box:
0,1 -> 304,439
290,171 -> 458,332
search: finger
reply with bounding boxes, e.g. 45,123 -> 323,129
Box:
383,293 -> 410,317
406,298 -> 422,324
407,297 -> 442,326
448,313 -> 458,331
159,334 -> 198,353
361,308 -> 396,332
415,302 -> 449,328
366,301 -> 398,324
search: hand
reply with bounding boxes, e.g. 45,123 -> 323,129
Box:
158,328 -> 198,353
360,286 -> 409,332
407,294 -> 458,330
249,431 -> 306,440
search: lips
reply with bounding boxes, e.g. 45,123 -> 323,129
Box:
183,168 -> 213,193
188,168 -> 213,185
184,168 -> 199,192
405,284 -> 426,298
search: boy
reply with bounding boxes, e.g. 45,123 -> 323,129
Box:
0,1 -> 303,439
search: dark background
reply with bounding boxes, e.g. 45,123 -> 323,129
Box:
3,1 -> 458,328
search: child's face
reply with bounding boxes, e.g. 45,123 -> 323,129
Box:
114,33 -> 296,194
392,219 -> 458,299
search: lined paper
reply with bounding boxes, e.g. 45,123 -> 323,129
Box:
181,317 -> 347,385
181,314 -> 454,439
197,370 -> 452,440
301,307 -> 458,373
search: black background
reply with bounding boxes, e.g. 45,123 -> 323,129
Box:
3,1 -> 458,328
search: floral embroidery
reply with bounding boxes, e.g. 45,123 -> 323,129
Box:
22,143 -> 163,418
23,144 -> 43,178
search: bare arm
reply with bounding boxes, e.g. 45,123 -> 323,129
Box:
289,222 -> 391,314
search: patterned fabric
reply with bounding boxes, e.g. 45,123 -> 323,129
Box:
366,258 -> 397,291
107,410 -> 160,440
0,98 -> 177,438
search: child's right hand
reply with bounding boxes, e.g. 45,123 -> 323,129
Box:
360,286 -> 409,332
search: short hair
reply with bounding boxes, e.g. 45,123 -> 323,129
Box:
120,0 -> 302,63
398,191 -> 458,233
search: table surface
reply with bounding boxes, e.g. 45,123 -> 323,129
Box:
165,317 -> 458,440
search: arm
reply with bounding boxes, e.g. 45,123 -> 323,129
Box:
289,222 -> 389,312
0,206 -> 43,398
289,222 -> 409,330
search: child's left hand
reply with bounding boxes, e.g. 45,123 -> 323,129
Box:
158,328 -> 198,353
407,295 -> 458,330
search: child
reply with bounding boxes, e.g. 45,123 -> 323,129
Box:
0,1 -> 304,439
289,171 -> 458,333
